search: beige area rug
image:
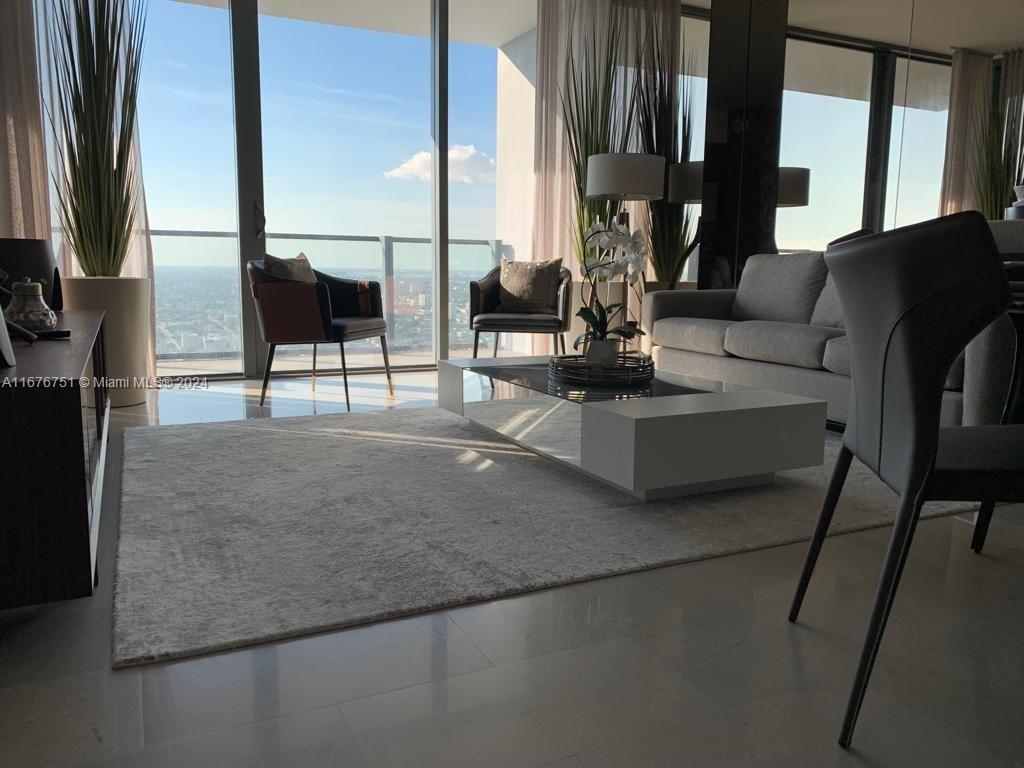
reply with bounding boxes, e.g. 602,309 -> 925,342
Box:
113,407 -> 966,667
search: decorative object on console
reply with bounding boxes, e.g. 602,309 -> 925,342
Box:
0,239 -> 62,310
5,278 -> 57,332
50,0 -> 150,407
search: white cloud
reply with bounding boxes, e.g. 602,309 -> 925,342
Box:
385,144 -> 496,184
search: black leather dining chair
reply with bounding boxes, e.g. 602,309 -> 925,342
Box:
787,211 -> 1024,748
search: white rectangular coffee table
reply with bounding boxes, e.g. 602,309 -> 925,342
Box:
439,356 -> 827,500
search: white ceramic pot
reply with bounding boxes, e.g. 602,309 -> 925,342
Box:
62,276 -> 151,407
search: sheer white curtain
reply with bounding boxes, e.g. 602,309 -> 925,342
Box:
1000,48 -> 1024,200
1,0 -> 50,239
939,49 -> 994,215
532,0 -> 679,274
34,0 -> 156,378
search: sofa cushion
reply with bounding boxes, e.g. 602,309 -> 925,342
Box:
724,321 -> 845,370
810,273 -> 844,328
472,312 -> 562,329
823,335 -> 966,391
731,252 -> 828,324
651,317 -> 736,356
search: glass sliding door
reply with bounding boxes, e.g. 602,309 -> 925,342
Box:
137,0 -> 242,376
885,58 -> 951,229
777,40 -> 874,250
774,39 -> 872,249
257,0 -> 433,371
447,1 -> 537,358
681,14 -> 709,283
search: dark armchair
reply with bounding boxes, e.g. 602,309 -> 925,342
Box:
246,260 -> 393,409
469,266 -> 573,356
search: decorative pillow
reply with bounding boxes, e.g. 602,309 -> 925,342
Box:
496,257 -> 562,314
264,252 -> 317,283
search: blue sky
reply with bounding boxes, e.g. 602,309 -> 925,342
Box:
138,1 -> 948,268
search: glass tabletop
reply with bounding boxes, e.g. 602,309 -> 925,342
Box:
464,360 -> 713,403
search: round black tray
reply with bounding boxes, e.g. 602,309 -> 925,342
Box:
547,353 -> 655,388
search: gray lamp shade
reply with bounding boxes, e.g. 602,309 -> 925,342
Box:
586,153 -> 666,201
778,167 -> 810,208
0,238 -> 62,310
667,161 -> 704,203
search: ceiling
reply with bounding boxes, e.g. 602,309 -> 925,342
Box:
688,0 -> 1024,56
182,0 -> 537,46
182,0 -> 1022,55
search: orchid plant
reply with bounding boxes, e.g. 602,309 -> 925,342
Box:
574,219 -> 649,351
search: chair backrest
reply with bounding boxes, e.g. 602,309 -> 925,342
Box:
827,212 -> 1010,494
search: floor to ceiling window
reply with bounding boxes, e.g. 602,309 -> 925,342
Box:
137,0 -> 241,376
681,14 -> 709,282
446,1 -> 537,357
776,40 -> 874,250
885,58 -> 951,229
257,1 -> 432,371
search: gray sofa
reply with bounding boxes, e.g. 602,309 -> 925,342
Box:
641,251 -> 1017,425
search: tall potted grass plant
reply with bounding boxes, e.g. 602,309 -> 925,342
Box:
50,0 -> 150,406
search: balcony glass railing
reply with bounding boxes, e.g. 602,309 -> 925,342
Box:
150,229 -> 503,375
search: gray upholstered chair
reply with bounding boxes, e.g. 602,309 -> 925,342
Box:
246,260 -> 393,410
787,212 -> 1024,748
469,266 -> 573,356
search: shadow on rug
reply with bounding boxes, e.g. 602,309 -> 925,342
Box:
113,407 -> 966,667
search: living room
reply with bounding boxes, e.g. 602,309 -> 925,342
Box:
2,0 -> 1024,766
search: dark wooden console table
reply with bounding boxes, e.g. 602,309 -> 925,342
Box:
1,310 -> 109,608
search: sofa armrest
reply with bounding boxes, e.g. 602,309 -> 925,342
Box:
963,312 -> 1017,425
641,289 -> 737,335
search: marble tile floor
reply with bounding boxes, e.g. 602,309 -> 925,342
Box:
1,371 -> 1023,767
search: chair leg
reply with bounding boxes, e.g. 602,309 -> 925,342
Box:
972,501 -> 996,553
380,335 -> 395,396
839,490 -> 924,748
789,445 -> 853,622
472,331 -> 480,358
493,332 -> 500,357
259,343 -> 276,407
339,342 -> 350,412
552,333 -> 559,355
311,343 -> 317,392
560,334 -> 566,355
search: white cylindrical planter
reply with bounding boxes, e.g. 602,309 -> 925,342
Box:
62,277 -> 151,407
